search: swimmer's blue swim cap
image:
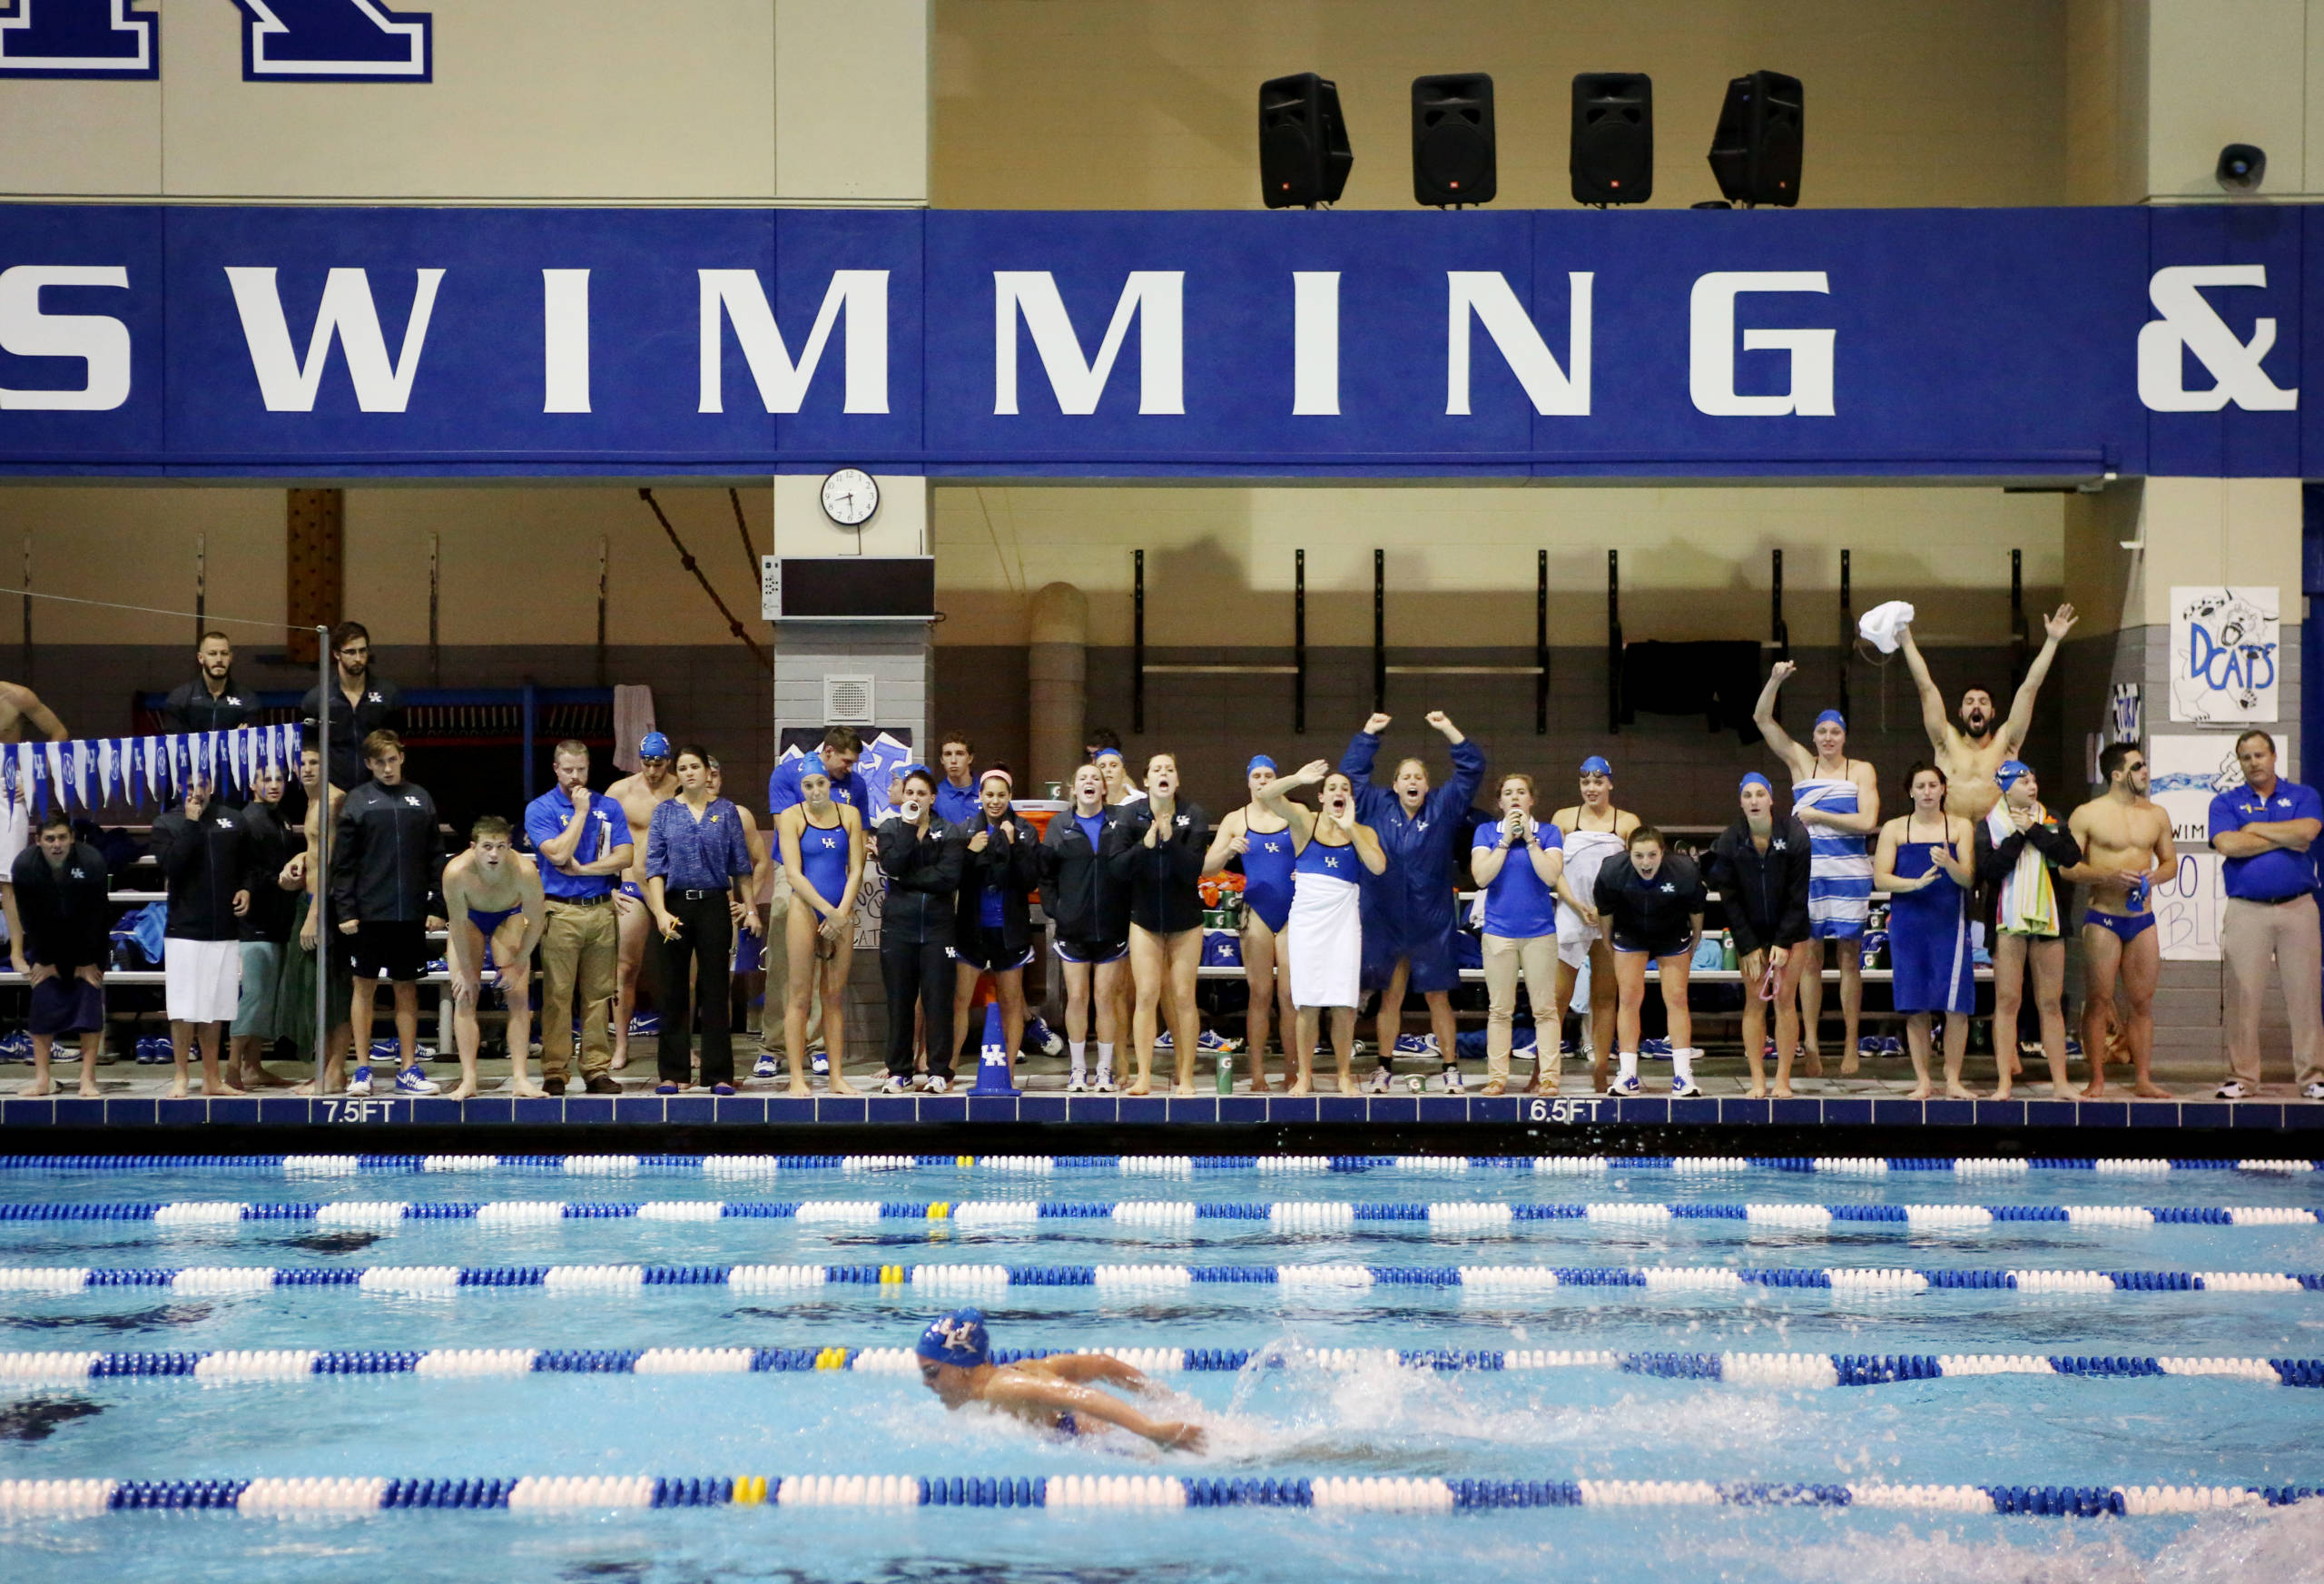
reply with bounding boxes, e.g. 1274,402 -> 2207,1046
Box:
1247,754 -> 1277,774
1739,772 -> 1772,794
1814,710 -> 1846,730
638,731 -> 672,760
1995,760 -> 2033,791
1580,755 -> 1613,777
916,1308 -> 990,1367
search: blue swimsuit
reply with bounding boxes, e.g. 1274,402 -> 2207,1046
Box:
1241,818 -> 1297,932
797,812 -> 851,908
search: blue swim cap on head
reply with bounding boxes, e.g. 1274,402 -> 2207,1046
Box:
1093,747 -> 1124,764
638,731 -> 672,760
1580,756 -> 1613,777
1247,754 -> 1277,774
897,762 -> 931,783
1739,772 -> 1772,794
1815,710 -> 1846,730
916,1308 -> 990,1367
1995,760 -> 2033,791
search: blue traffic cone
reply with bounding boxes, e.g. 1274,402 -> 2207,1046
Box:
970,1002 -> 1017,1094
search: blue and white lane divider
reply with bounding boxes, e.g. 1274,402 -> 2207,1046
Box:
3,1155 -> 2317,1177
2,1262 -> 2319,1294
1,1344 -> 2317,1387
7,1199 -> 2315,1233
0,1473 -> 2313,1518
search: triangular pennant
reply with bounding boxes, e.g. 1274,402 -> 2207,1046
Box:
42,741 -> 63,817
70,742 -> 90,814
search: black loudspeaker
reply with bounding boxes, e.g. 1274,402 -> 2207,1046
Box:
1412,73 -> 1496,206
1707,70 -> 1803,206
1571,73 -> 1652,204
1258,73 -> 1353,209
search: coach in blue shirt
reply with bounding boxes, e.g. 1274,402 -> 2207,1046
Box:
2209,729 -> 2324,1100
768,725 -> 874,817
522,741 -> 634,1096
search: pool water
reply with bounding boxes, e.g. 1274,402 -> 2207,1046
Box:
1,1154 -> 2321,1583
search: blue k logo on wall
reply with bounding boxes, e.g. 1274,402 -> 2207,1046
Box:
0,0 -> 429,82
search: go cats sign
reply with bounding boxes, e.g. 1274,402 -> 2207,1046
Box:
2169,587 -> 2280,725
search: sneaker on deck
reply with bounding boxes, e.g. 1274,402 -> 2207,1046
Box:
369,1039 -> 399,1062
1153,1028 -> 1173,1051
394,1066 -> 440,1097
1196,1028 -> 1236,1054
1089,1072 -> 1117,1094
923,1075 -> 951,1096
1437,1067 -> 1466,1095
752,1054 -> 780,1079
1364,1066 -> 1393,1094
345,1065 -> 374,1097
2216,1080 -> 2250,1100
878,1074 -> 911,1095
812,1051 -> 829,1077
1670,1077 -> 1704,1098
627,1013 -> 661,1038
1640,1038 -> 1672,1058
1022,1016 -> 1065,1058
1392,1033 -> 1438,1058
1560,1036 -> 1580,1057
1067,1073 -> 1088,1094
1610,1073 -> 1642,1097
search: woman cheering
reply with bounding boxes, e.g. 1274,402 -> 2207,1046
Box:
1108,752 -> 1206,1097
1254,760 -> 1385,1096
644,745 -> 761,1095
876,767 -> 964,1095
1874,762 -> 1980,1101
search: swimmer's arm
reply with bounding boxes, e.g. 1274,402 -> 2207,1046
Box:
1749,665 -> 1813,779
1896,627 -> 1951,752
2057,807 -> 2124,886
1351,821 -> 1386,876
2000,608 -> 2073,753
984,1374 -> 1204,1451
1871,822 -> 1920,892
1200,809 -> 1244,877
2151,820 -> 2177,875
0,684 -> 67,743
1037,1354 -> 1157,1392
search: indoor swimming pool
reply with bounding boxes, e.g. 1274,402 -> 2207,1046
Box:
0,1151 -> 2319,1582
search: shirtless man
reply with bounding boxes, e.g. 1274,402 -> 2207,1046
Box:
2064,743 -> 2175,1099
1898,605 -> 2076,821
439,816 -> 547,1100
287,746 -> 353,1093
0,680 -> 68,978
1548,757 -> 1640,1093
605,731 -> 678,1070
1753,662 -> 1880,1077
912,1309 -> 1206,1452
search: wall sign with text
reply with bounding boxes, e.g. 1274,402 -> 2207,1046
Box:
0,203 -> 2318,478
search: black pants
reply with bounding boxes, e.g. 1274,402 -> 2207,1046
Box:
655,889 -> 734,1086
882,939 -> 955,1080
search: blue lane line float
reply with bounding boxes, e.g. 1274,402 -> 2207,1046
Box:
0,1474 -> 2312,1517
5,1198 -> 2313,1232
4,1263 -> 2321,1297
5,1344 -> 2309,1387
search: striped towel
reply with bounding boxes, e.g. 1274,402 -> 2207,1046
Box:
1791,777 -> 1873,936
1987,801 -> 2060,938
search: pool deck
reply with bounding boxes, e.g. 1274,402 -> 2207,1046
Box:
0,1047 -> 2315,1149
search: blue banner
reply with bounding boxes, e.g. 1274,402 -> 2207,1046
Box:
0,203 -> 2312,479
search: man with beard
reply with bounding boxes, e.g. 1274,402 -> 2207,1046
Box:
299,622 -> 404,792
2065,743 -> 2175,1099
162,632 -> 258,732
1897,605 -> 2077,821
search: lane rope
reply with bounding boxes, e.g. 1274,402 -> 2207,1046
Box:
1,1262 -> 2317,1294
0,1473 -> 2311,1517
0,1343 -> 2314,1387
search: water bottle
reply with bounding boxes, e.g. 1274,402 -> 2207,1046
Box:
1216,1050 -> 1234,1096
1719,931 -> 1738,970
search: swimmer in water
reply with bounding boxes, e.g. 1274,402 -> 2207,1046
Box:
912,1309 -> 1206,1452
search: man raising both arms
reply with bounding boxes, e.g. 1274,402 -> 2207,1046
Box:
440,817 -> 547,1101
2064,743 -> 2175,1098
606,733 -> 678,1071
1897,605 -> 2076,822
1752,663 -> 1879,1076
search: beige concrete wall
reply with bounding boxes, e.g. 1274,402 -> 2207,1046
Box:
2142,0 -> 2315,198
0,486 -> 773,648
931,482 -> 2065,647
932,0 -> 2068,210
0,0 -> 930,202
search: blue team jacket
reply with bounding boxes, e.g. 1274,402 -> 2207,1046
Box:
1338,729 -> 1487,949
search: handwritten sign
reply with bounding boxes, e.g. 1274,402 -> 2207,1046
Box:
2169,587 -> 2280,723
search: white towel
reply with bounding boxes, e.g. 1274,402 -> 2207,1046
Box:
1856,600 -> 1915,654
612,685 -> 657,773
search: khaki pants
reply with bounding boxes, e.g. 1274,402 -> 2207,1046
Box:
1482,931 -> 1560,1084
2221,893 -> 2324,1090
538,899 -> 617,1082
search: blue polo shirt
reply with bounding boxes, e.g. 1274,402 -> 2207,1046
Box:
2210,777 -> 2324,900
767,753 -> 874,818
524,787 -> 629,900
1472,819 -> 1564,939
934,777 -> 982,826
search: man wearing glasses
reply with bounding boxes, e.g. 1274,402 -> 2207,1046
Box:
298,622 -> 405,792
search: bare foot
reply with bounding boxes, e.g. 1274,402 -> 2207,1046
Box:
21,1076 -> 54,1097
1802,1051 -> 1826,1079
2132,1081 -> 2173,1099
1285,1080 -> 1311,1097
1744,1085 -> 1768,1100
784,1083 -> 813,1099
1989,1085 -> 2013,1101
1482,1080 -> 1506,1097
1903,1084 -> 1933,1101
444,1080 -> 478,1101
507,1080 -> 546,1098
199,1080 -> 246,1098
2044,1083 -> 2073,1099
2079,1082 -> 2107,1098
610,1048 -> 630,1071
830,1077 -> 862,1097
239,1066 -> 297,1089
1769,1084 -> 1791,1099
76,1081 -> 99,1098
1172,1084 -> 1197,1097
167,1077 -> 189,1099
1945,1084 -> 1977,1100
1125,1081 -> 1151,1097
1838,1052 -> 1859,1077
